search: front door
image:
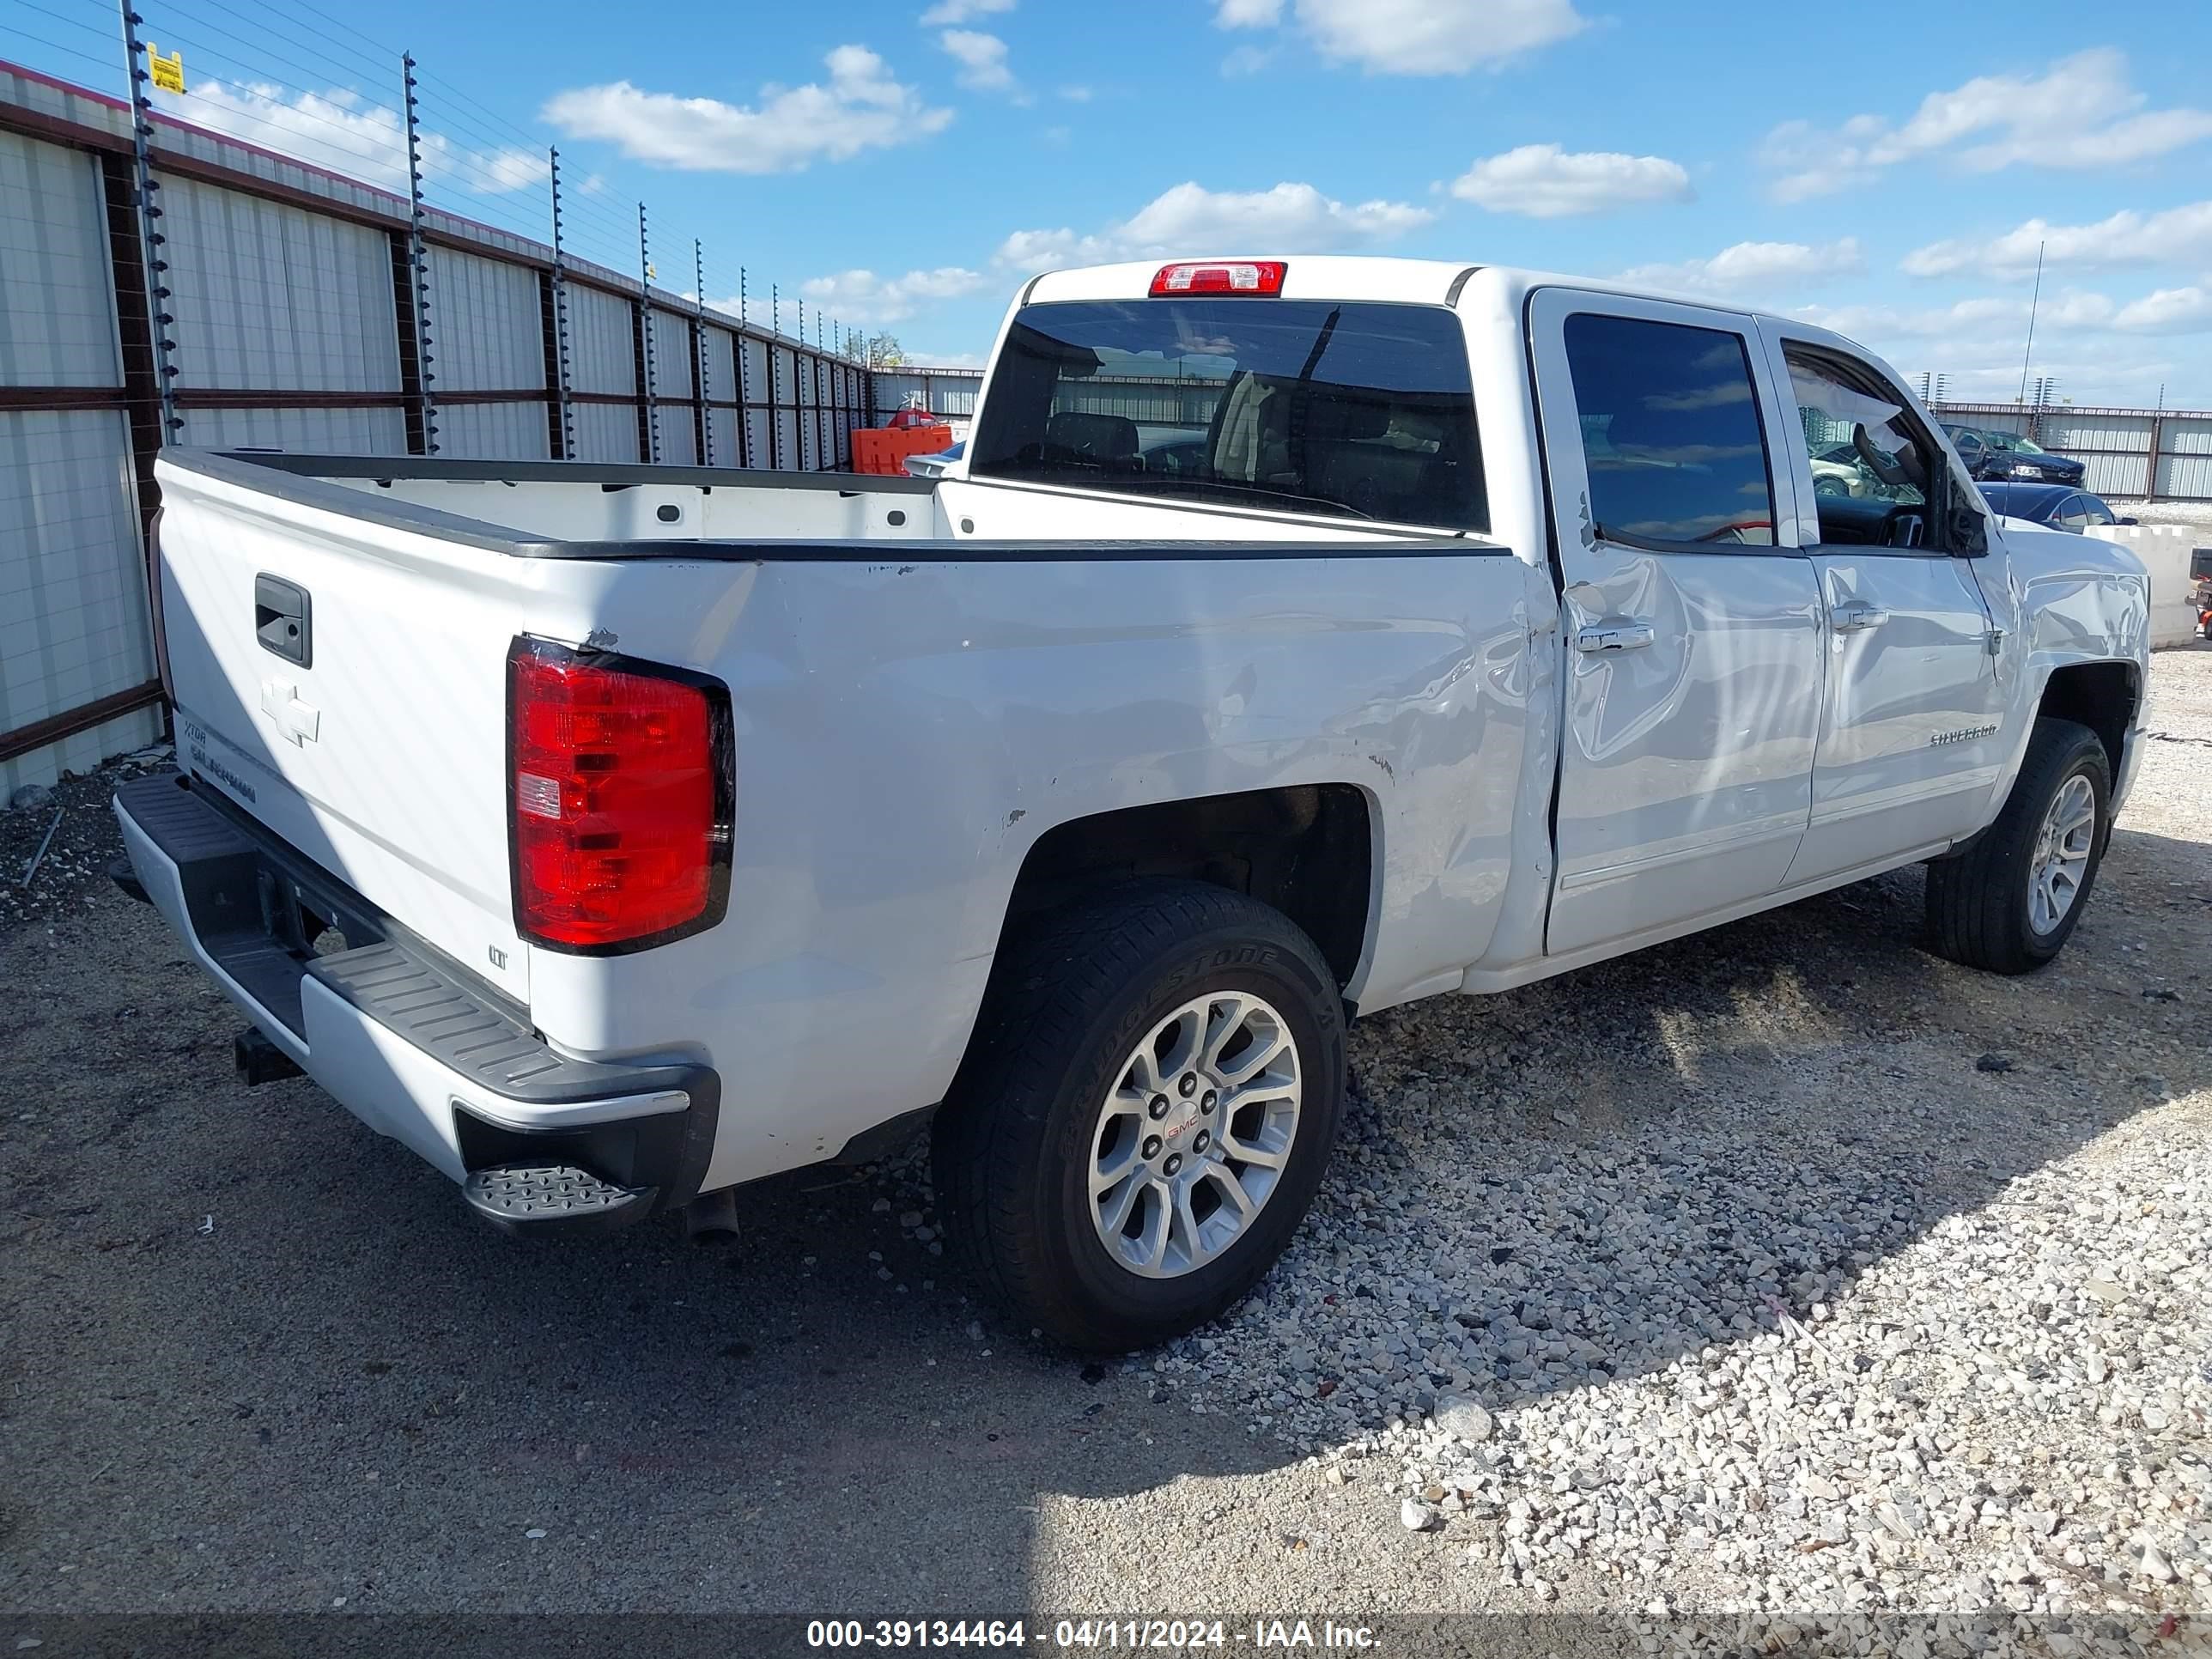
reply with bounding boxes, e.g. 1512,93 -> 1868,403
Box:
1528,290 -> 1826,957
1756,329 -> 2007,884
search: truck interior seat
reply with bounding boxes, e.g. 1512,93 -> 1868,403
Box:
1044,410 -> 1139,467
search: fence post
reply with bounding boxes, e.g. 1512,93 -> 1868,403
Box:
546,146 -> 574,460
117,3 -> 179,449
737,267 -> 751,468
2144,413 -> 2164,503
399,53 -> 438,454
636,203 -> 659,463
694,240 -> 712,464
815,313 -> 828,470
769,283 -> 782,471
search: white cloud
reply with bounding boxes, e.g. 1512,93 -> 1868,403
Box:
1057,84 -> 1093,102
1786,291 -> 2206,406
799,265 -> 991,325
1900,201 -> 2212,279
1761,49 -> 2212,202
919,0 -> 1013,22
1449,144 -> 1690,218
997,179 -> 1432,271
1214,0 -> 1583,73
154,80 -> 545,198
542,46 -> 951,174
1793,291 -> 2118,343
1617,239 -> 1864,297
2113,286 -> 2212,335
939,29 -> 1015,93
1297,0 -> 1586,73
1221,46 -> 1277,77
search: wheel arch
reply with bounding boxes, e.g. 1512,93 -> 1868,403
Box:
2033,657 -> 2139,781
994,783 -> 1380,999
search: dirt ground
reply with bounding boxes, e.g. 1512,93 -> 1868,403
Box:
2,649 -> 2207,1656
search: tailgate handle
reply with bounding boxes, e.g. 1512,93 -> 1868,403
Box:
254,574 -> 312,668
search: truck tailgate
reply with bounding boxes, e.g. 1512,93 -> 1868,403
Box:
154,456 -> 550,1006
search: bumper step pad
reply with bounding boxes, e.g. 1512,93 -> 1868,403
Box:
462,1164 -> 654,1237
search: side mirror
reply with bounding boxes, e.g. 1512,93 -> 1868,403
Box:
2119,516 -> 2139,526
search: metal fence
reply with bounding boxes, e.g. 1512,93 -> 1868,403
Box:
0,37 -> 878,793
871,368 -> 986,429
1929,402 -> 2212,502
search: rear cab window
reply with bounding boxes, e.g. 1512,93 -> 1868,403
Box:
969,299 -> 1487,532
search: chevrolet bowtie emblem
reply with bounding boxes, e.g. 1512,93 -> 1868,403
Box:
259,680 -> 321,745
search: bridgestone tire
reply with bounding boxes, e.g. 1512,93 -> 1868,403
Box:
1925,717 -> 2112,975
933,880 -> 1346,1352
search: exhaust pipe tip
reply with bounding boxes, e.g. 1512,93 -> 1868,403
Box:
684,1186 -> 741,1243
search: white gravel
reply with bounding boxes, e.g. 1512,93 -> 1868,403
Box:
1127,647 -> 2212,1645
858,654 -> 2212,1647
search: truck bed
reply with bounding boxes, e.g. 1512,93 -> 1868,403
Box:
149,448 -> 1548,1194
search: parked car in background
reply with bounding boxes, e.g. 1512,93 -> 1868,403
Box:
1809,440 -> 1922,501
1942,422 -> 2087,485
121,256 -> 2152,1352
904,440 -> 963,479
1977,482 -> 2136,532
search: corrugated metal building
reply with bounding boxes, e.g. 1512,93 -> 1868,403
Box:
0,119 -> 165,786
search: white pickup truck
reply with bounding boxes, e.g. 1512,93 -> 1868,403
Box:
118,256 -> 2150,1351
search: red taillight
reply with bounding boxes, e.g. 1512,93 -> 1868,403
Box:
1150,260 -> 1286,297
507,637 -> 730,952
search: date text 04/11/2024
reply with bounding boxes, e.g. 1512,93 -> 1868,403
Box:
804,1621 -> 1381,1650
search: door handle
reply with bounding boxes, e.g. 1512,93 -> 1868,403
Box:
1575,618 -> 1655,653
1830,599 -> 1891,633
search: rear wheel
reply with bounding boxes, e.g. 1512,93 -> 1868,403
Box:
933,880 -> 1346,1352
1926,717 -> 2112,975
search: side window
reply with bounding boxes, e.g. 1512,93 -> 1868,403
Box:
2055,495 -> 2092,530
1784,346 -> 1944,551
1561,313 -> 1775,548
2082,496 -> 2117,527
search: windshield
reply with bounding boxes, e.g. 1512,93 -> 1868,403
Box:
1988,430 -> 2048,455
969,299 -> 1487,532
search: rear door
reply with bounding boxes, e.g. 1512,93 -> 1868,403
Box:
1528,290 -> 1826,957
1756,329 -> 2006,882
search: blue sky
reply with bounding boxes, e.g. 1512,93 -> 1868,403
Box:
11,0 -> 2212,404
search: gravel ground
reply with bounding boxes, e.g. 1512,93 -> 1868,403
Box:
3,653 -> 2209,1656
0,744 -> 173,933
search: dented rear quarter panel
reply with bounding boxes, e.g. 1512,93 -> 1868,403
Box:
516,550 -> 1553,1188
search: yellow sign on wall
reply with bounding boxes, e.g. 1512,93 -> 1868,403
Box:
147,44 -> 185,94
